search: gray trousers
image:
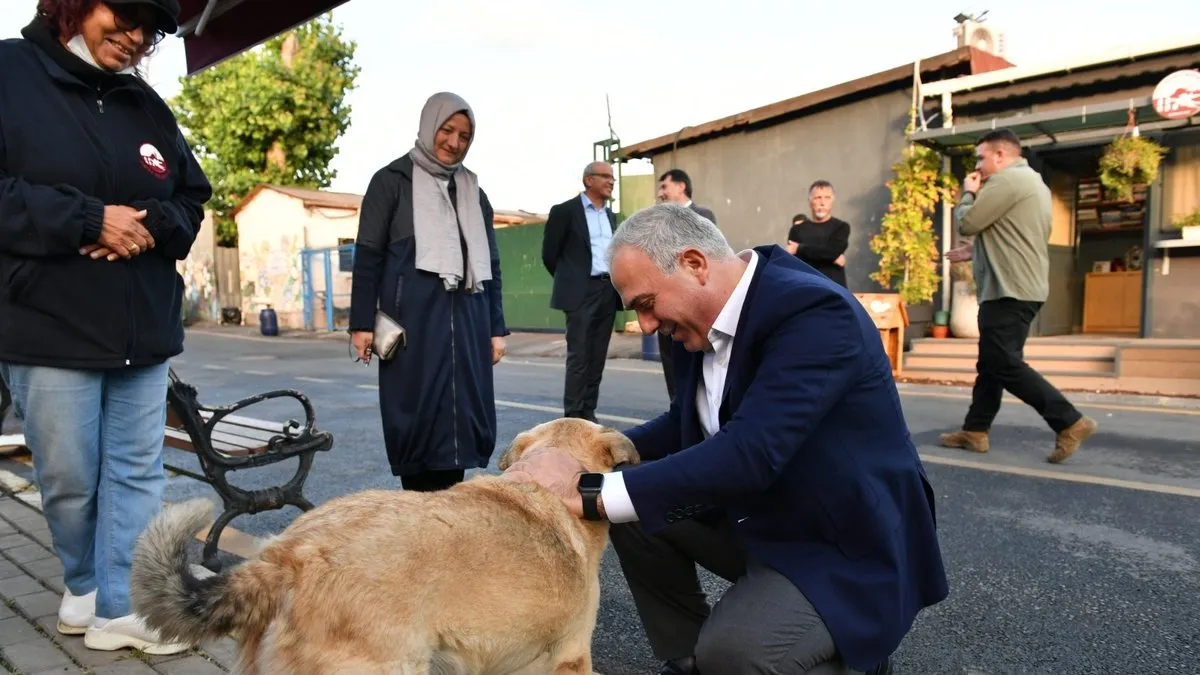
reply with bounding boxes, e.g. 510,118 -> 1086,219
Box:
609,517 -> 862,675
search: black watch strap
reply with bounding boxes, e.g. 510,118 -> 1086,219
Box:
581,491 -> 602,521
578,473 -> 605,521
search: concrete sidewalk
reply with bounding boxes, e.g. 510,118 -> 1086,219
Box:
185,323 -> 652,361
0,491 -> 237,674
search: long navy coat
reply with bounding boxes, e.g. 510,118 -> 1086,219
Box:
349,154 -> 508,476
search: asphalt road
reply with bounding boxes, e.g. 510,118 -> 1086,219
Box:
162,330 -> 1200,675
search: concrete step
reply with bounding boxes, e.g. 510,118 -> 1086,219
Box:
900,366 -> 1200,397
901,366 -> 1117,389
909,338 -> 1119,359
904,355 -> 1116,374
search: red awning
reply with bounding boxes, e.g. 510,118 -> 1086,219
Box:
177,0 -> 351,75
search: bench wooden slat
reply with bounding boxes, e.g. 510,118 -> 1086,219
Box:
208,428 -> 269,451
163,427 -> 259,457
165,423 -> 271,450
198,410 -> 290,435
165,408 -> 300,459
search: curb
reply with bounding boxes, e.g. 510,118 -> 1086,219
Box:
0,481 -> 236,674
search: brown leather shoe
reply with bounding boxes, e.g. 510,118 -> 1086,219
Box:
939,430 -> 990,453
1048,416 -> 1096,464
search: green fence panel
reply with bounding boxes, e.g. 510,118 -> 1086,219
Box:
495,222 -> 561,331
495,221 -> 636,333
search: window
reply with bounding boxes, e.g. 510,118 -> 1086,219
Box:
338,238 -> 354,273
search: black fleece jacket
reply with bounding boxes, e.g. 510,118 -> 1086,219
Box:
0,21 -> 212,369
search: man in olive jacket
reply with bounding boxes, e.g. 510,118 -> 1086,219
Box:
941,128 -> 1096,463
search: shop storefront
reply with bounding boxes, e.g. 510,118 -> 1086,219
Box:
912,43 -> 1200,339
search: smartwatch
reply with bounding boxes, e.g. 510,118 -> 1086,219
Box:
578,473 -> 605,521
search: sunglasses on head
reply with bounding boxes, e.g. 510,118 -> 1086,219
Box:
105,2 -> 166,46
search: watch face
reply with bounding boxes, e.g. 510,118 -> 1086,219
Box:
578,473 -> 605,490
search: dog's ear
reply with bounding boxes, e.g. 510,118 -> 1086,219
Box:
498,430 -> 535,471
596,427 -> 640,469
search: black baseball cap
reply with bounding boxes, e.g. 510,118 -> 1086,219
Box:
105,0 -> 182,34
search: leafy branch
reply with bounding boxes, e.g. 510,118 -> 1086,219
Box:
170,14 -> 360,245
868,115 -> 959,306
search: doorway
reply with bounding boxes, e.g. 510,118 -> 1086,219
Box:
1036,146 -> 1147,337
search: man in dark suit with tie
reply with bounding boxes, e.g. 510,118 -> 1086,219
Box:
511,203 -> 947,675
655,169 -> 717,402
541,161 -> 621,422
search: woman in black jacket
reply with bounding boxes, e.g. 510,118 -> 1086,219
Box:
0,0 -> 210,654
349,92 -> 508,492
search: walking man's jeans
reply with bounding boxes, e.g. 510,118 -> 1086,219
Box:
963,299 -> 1083,434
0,362 -> 170,620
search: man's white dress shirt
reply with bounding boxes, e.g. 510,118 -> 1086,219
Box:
600,250 -> 759,523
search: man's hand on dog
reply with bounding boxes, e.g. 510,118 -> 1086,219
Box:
503,446 -> 590,519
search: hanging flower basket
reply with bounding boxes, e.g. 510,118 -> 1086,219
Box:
1098,136 -> 1168,202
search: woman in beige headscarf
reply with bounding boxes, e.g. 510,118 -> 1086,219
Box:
349,92 -> 509,492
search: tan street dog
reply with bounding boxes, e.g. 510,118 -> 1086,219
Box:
130,418 -> 638,675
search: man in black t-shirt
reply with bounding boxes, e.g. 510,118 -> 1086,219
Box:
786,180 -> 849,288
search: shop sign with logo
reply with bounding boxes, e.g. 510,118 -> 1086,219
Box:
1152,69 -> 1200,120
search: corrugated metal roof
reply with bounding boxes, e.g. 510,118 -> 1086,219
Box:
616,46 -> 1015,160
951,49 -> 1200,109
920,35 -> 1200,97
231,184 -> 362,217
233,184 -> 547,224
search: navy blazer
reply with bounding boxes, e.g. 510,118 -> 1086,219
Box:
621,245 -> 948,671
541,194 -> 617,312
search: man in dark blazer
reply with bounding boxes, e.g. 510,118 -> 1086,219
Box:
541,161 -> 621,421
511,203 -> 947,675
654,169 -> 717,402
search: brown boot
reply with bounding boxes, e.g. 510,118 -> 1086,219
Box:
939,430 -> 990,454
1048,416 -> 1097,464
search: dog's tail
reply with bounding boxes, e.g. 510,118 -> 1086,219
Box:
131,498 -> 283,644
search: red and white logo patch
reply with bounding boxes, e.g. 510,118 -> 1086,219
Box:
138,142 -> 169,180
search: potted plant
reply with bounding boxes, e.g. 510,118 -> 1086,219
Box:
1098,136 -> 1168,202
931,310 -> 949,338
869,113 -> 958,309
948,260 -> 979,339
1171,207 -> 1200,241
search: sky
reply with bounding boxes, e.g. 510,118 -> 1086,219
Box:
3,0 -> 1199,214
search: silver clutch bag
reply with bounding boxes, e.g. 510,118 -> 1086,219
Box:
373,309 -> 406,360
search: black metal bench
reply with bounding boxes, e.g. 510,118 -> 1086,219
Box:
163,368 -> 333,570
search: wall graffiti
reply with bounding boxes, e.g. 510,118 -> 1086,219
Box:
239,235 -> 304,327
177,255 -> 217,325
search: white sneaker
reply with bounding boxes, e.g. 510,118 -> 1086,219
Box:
57,589 -> 97,636
84,614 -> 192,655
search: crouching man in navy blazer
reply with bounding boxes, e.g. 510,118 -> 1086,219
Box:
506,203 -> 948,675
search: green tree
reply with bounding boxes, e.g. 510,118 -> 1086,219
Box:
171,14 -> 360,245
868,113 -> 959,306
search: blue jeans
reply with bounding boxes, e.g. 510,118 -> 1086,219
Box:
0,362 -> 170,619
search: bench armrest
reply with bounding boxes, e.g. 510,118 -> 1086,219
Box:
167,370 -> 332,467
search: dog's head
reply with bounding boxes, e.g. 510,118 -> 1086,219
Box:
498,418 -> 640,474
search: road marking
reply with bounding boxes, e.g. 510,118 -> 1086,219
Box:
493,400 -> 1200,500
234,355 -> 276,361
357,384 -> 379,390
296,376 -> 334,384
189,331 -> 312,344
898,389 -> 1200,417
201,364 -> 227,371
245,370 -> 273,376
919,454 -> 1200,499
495,399 -> 646,425
502,359 -> 658,375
